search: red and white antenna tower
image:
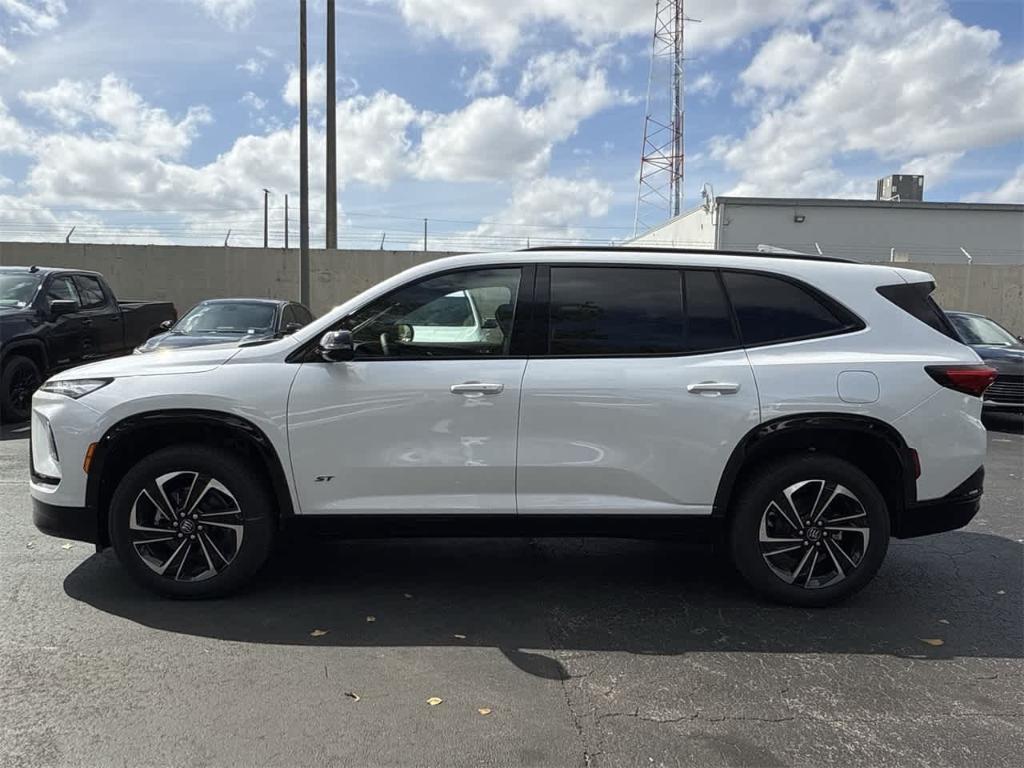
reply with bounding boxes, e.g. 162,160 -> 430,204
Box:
633,0 -> 698,237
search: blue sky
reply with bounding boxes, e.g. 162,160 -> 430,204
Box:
0,0 -> 1021,249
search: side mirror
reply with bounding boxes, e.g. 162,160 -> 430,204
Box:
319,329 -> 354,362
49,300 -> 77,317
283,322 -> 304,335
160,319 -> 173,331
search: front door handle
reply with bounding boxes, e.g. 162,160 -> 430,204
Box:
687,381 -> 740,396
450,382 -> 504,395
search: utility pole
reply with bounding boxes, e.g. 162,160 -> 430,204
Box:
325,0 -> 338,250
299,0 -> 310,306
263,188 -> 270,248
423,218 -> 427,252
285,194 -> 289,249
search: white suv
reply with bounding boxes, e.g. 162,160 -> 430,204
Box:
29,249 -> 994,606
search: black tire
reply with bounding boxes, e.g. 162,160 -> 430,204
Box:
1,355 -> 42,423
729,454 -> 889,607
108,445 -> 275,598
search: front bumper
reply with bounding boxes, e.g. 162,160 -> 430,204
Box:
893,466 -> 984,538
33,498 -> 99,544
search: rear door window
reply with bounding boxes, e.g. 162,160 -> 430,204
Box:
547,267 -> 684,355
722,271 -> 857,345
73,275 -> 108,309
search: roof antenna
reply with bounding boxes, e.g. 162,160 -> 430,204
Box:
29,265 -> 40,273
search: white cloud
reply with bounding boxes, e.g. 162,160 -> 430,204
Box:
0,41 -> 16,69
390,0 -> 844,62
337,91 -> 418,183
21,75 -> 212,157
284,62 -> 327,109
691,72 -> 720,98
0,0 -> 67,35
965,165 -> 1024,204
739,31 -> 825,95
237,57 -> 264,76
417,49 -> 627,182
711,0 -> 1024,197
0,96 -> 32,153
240,91 -> 266,111
186,0 -> 254,28
462,66 -> 499,97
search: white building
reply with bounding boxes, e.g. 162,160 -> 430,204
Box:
631,196 -> 1024,265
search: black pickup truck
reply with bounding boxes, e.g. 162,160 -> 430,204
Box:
0,266 -> 177,421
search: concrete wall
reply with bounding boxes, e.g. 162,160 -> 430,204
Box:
632,205 -> 716,248
892,261 -> 1024,335
0,242 -> 457,317
2,242 -> 1021,334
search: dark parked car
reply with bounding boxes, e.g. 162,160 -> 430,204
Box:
946,310 -> 1024,413
1,266 -> 176,421
133,298 -> 314,354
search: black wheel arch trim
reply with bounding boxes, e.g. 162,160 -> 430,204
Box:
86,409 -> 295,544
1,338 -> 49,371
712,412 -> 918,519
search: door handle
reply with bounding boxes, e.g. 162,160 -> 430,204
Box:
450,382 -> 504,395
687,381 -> 740,396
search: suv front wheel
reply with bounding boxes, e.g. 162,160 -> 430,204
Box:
108,445 -> 275,598
730,455 -> 890,607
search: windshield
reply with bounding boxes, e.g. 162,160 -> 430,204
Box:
0,274 -> 41,308
175,302 -> 277,335
949,314 -> 1019,346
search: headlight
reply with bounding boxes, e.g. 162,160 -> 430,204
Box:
40,378 -> 113,399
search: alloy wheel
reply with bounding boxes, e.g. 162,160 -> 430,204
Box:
128,471 -> 244,582
758,479 -> 870,589
9,365 -> 41,415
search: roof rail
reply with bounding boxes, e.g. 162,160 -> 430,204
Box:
521,244 -> 854,264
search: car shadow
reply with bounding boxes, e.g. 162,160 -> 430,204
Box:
984,412 -> 1024,435
0,420 -> 30,441
64,531 -> 1022,678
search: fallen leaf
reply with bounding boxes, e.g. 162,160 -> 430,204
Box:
403,593 -> 413,599
366,616 -> 376,622
426,697 -> 443,706
453,633 -> 467,640
344,692 -> 361,702
938,619 -> 950,625
61,543 -> 73,550
310,629 -> 329,637
477,708 -> 492,716
996,590 -> 1006,595
920,638 -> 944,646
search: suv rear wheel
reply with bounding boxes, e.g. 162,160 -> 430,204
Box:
108,445 -> 275,598
730,455 -> 889,607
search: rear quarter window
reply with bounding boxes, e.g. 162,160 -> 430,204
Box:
722,271 -> 861,346
876,282 -> 959,340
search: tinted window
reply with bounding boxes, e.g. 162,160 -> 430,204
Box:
177,302 -> 277,335
341,268 -> 521,358
723,272 -> 852,345
46,276 -> 79,305
73,275 -> 107,308
684,270 -> 737,352
280,305 -> 296,329
293,305 -> 314,325
877,282 -> 958,340
548,267 -> 684,355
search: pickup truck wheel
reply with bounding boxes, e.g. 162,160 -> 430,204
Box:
1,355 -> 42,423
108,445 -> 275,598
729,455 -> 889,607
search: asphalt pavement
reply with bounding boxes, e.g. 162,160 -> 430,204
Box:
1,414 -> 1021,767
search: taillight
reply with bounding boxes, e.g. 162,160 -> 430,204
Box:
925,365 -> 998,397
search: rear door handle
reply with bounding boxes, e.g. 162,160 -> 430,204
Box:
450,382 -> 504,395
687,381 -> 740,396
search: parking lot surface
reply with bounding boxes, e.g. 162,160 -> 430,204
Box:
1,415 -> 1021,768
